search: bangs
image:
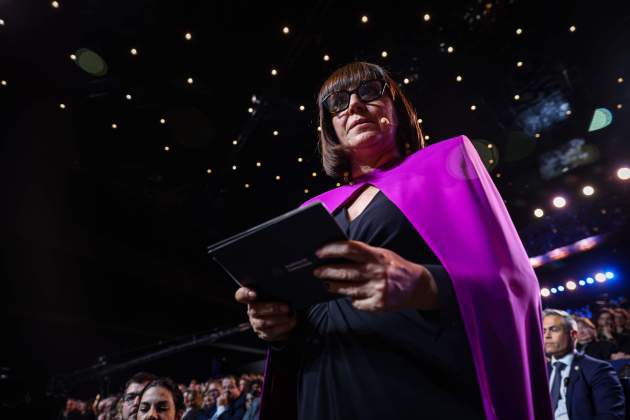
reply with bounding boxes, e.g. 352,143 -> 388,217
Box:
318,62 -> 385,103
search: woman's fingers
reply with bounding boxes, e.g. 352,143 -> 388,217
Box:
315,240 -> 378,263
247,302 -> 291,318
235,287 -> 257,303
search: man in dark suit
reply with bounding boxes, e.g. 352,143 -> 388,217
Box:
543,309 -> 625,420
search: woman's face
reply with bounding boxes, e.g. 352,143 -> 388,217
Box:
137,386 -> 179,420
598,312 -> 614,329
577,321 -> 596,342
330,83 -> 398,159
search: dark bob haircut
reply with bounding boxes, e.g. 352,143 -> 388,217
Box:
317,62 -> 424,179
139,377 -> 185,413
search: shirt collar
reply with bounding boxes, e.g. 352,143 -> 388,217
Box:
551,351 -> 575,367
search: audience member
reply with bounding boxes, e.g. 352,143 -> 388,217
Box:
575,316 -> 617,360
137,377 -> 185,420
544,309 -> 625,420
121,372 -> 157,420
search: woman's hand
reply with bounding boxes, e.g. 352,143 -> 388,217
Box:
235,287 -> 297,341
314,240 -> 439,312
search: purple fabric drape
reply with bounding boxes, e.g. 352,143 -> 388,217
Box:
259,135 -> 552,420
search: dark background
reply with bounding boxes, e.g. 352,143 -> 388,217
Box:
1,0 -> 629,416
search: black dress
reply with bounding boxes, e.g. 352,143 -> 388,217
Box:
294,191 -> 484,420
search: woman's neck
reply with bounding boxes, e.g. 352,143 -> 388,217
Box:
350,146 -> 401,180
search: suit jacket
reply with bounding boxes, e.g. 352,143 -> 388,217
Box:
550,353 -> 625,420
218,394 -> 246,420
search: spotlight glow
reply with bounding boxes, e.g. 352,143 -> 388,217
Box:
582,185 -> 595,196
541,288 -> 550,297
447,46 -> 454,53
51,1 -> 60,8
595,273 -> 606,283
187,77 -> 194,84
381,51 -> 388,58
551,288 -> 558,294
516,28 -> 523,35
271,68 -> 278,76
606,272 -> 615,279
361,15 -> 368,23
534,208 -> 544,218
552,196 -> 567,208
185,32 -> 192,40
206,169 -> 212,174
456,75 -> 463,82
470,105 -> 477,111
130,48 -> 138,56
299,105 -> 305,111
586,277 -> 595,284
423,14 -> 431,22
617,167 -> 630,180
516,61 -> 523,68
282,26 -> 290,34
323,54 -> 330,61
569,25 -> 576,32
557,285 -> 565,292
578,280 -> 586,286
566,281 -> 577,290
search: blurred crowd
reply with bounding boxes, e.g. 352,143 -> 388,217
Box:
59,372 -> 263,420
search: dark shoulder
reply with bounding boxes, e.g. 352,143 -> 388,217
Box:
575,354 -> 616,374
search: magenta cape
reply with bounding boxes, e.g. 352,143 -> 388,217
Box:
260,135 -> 552,420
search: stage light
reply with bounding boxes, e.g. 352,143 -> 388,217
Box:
282,26 -> 290,34
487,144 -> 493,149
185,32 -> 192,40
417,118 -> 423,123
312,172 -> 317,177
232,140 -> 238,145
164,146 -> 170,151
273,130 -> 279,136
160,118 -> 166,124
557,286 -> 565,292
516,61 -> 523,68
617,167 -> 630,180
595,273 -> 606,283
535,133 -> 541,138
423,14 -> 431,22
125,94 -> 132,100
586,277 -> 595,284
245,183 -> 250,189
0,80 -> 6,86
514,94 -> 520,101
187,77 -> 194,84
617,104 -> 623,109
297,157 -> 303,163
606,272 -> 615,279
381,51 -> 388,58
232,165 -> 237,170
361,15 -> 368,23
317,126 -> 321,132
304,189 -> 309,193
256,162 -> 261,167
403,78 -> 410,84
534,208 -> 544,218
59,103 -> 66,109
130,48 -> 138,56
51,1 -> 60,8
111,123 -> 118,129
566,281 -> 577,290
516,28 -> 523,35
70,54 -> 77,61
323,54 -> 330,61
248,107 -> 254,113
582,185 -> 595,196
0,19 -> 4,26
271,69 -> 278,76
425,135 -> 430,140
470,105 -> 477,111
552,196 -> 566,208
456,75 -> 463,82
275,175 -> 281,180
551,288 -> 558,294
618,77 -> 624,84
579,280 -> 586,286
447,46 -> 454,53
569,25 -> 576,32
299,105 -> 305,111
336,182 -> 341,187
566,110 -> 572,116
541,288 -> 550,297
206,169 -> 212,174
588,108 -> 613,132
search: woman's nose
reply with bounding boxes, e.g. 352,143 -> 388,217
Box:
347,93 -> 366,114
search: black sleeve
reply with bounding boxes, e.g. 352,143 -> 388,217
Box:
589,361 -> 626,419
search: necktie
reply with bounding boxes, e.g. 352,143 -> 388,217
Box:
550,361 -> 567,412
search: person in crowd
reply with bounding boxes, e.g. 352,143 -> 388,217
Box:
182,389 -> 208,420
575,316 -> 617,360
136,377 -> 185,420
242,379 -> 262,420
120,372 -> 157,420
597,309 -> 618,343
235,61 -> 550,419
544,309 -> 625,420
210,376 -> 245,420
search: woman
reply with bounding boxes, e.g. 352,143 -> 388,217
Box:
136,378 -> 184,420
235,62 -> 551,419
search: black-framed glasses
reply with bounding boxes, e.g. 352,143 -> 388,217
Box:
123,392 -> 141,403
322,79 -> 387,114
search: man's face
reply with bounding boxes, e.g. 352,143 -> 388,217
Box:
208,383 -> 221,402
183,391 -> 193,408
543,315 -> 575,358
221,379 -> 240,401
122,381 -> 149,420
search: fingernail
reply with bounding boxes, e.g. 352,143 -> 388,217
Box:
248,290 -> 256,298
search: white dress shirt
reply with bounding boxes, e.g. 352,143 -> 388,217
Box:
549,352 -> 575,420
